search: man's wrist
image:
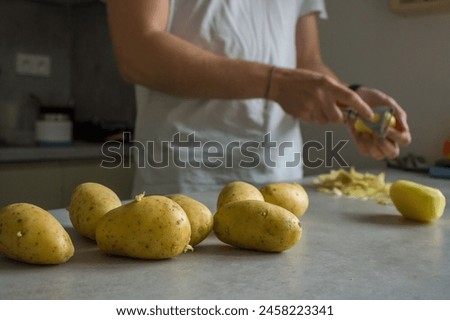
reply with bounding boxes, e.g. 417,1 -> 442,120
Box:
264,66 -> 277,100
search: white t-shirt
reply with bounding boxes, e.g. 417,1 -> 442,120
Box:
131,0 -> 327,195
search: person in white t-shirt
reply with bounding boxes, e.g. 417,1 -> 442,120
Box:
104,0 -> 411,195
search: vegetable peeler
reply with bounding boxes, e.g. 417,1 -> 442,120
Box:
347,106 -> 395,139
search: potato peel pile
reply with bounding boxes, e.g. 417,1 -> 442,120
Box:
313,167 -> 392,205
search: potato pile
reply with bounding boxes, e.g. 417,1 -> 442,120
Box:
0,182 -> 214,264
214,181 -> 307,252
69,183 -> 213,260
1,172 -> 445,265
0,179 -> 307,264
69,178 -> 445,261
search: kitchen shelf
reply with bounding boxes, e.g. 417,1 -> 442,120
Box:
390,0 -> 450,16
0,142 -> 132,163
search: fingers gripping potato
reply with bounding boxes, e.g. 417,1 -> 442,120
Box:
96,195 -> 191,259
0,203 -> 74,264
166,194 -> 213,246
217,181 -> 264,210
260,182 -> 309,218
68,182 -> 121,240
214,200 -> 302,252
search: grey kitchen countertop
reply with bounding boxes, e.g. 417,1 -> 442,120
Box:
0,169 -> 449,300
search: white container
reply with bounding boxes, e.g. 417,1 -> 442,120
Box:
35,119 -> 73,146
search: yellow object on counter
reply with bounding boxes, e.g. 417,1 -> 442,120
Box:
390,180 -> 446,222
214,200 -> 302,252
0,203 -> 74,264
96,194 -> 192,260
216,181 -> 264,210
165,194 -> 213,247
260,182 -> 309,218
68,182 -> 122,241
313,167 -> 392,204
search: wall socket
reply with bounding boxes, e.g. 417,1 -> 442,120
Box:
16,53 -> 51,77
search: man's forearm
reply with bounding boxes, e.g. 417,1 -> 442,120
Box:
114,31 -> 272,100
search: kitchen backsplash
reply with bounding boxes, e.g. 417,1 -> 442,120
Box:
0,0 -> 135,145
0,0 -> 72,105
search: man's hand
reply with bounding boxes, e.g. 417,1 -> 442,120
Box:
348,86 -> 411,160
268,68 -> 375,125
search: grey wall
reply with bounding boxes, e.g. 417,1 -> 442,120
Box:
302,0 -> 450,175
0,0 -> 71,104
70,2 -> 135,126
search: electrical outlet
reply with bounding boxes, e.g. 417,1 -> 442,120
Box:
16,53 -> 51,77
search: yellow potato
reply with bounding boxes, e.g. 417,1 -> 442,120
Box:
354,113 -> 396,135
166,194 -> 213,246
0,203 -> 74,264
68,182 -> 121,240
390,180 -> 446,222
214,200 -> 302,252
260,182 -> 309,218
216,181 -> 264,209
96,194 -> 191,259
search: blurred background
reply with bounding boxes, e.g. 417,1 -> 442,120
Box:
0,0 -> 449,208
302,0 -> 450,175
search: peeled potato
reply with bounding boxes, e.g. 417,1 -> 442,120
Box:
68,182 -> 121,240
260,182 -> 309,218
166,194 -> 213,246
390,180 -> 446,222
217,181 -> 264,209
0,203 -> 74,264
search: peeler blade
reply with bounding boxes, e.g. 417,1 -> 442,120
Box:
347,106 -> 394,139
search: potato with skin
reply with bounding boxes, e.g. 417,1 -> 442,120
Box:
96,194 -> 191,259
166,194 -> 213,246
0,203 -> 74,264
68,182 -> 121,240
260,182 -> 309,218
390,180 -> 446,222
214,200 -> 302,252
216,181 -> 264,210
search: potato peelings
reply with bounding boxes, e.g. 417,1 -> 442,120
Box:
313,167 -> 392,205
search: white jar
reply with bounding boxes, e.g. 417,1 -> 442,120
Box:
35,113 -> 73,146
